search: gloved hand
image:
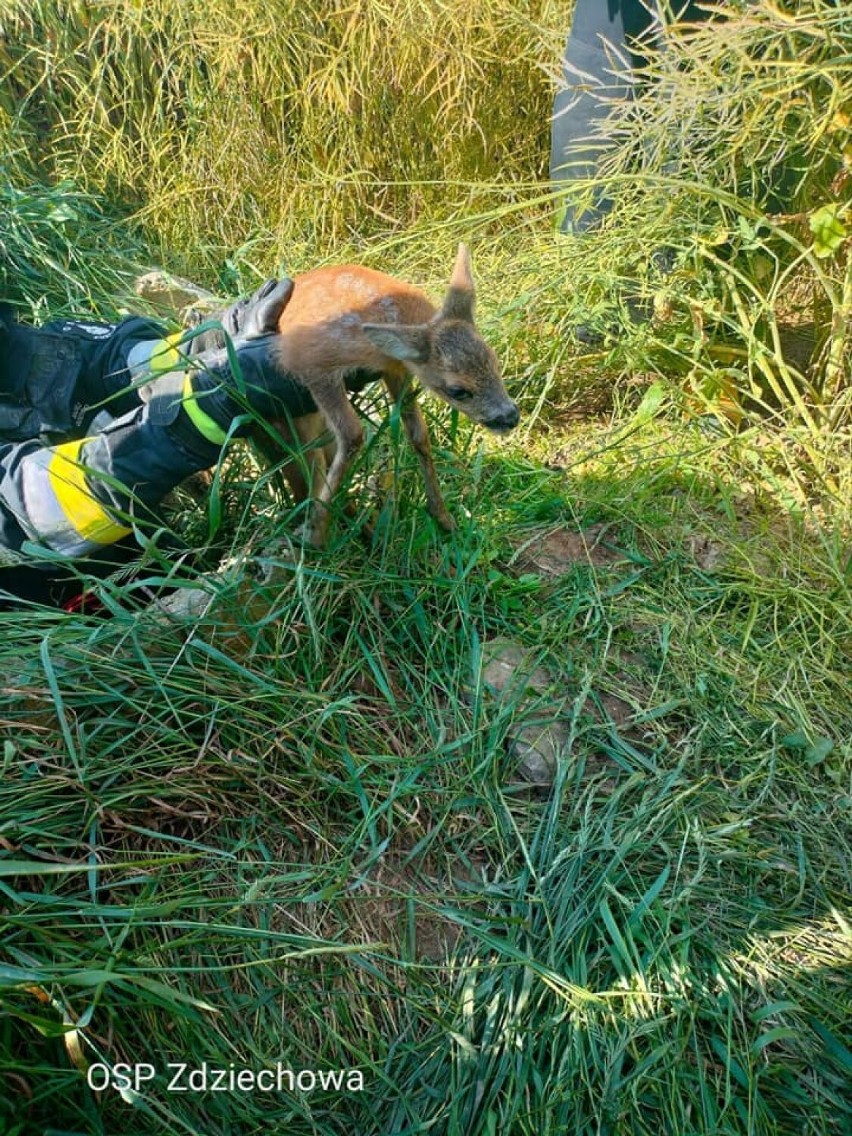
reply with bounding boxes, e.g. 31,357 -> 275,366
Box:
180,277 -> 322,436
142,276 -> 384,448
186,278 -> 291,356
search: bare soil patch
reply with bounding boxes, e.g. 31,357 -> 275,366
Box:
509,524 -> 625,574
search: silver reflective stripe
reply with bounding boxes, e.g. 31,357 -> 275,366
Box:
19,448 -> 88,556
18,441 -> 132,557
87,409 -> 115,433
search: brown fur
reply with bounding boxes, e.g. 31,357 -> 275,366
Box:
260,244 -> 518,546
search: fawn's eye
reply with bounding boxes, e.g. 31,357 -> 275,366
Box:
447,386 -> 473,401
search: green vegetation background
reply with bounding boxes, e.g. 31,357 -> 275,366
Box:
0,2 -> 849,1134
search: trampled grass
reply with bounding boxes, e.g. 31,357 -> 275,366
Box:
1,1 -> 851,1133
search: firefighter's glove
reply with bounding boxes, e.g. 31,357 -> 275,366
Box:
178,278 -> 322,442
187,278 -> 292,355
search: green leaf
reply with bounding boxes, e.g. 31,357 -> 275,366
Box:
47,202 -> 78,225
599,897 -> 636,972
753,1000 -> 800,1022
628,864 -> 671,927
808,205 -> 847,259
805,737 -> 833,766
752,1026 -> 800,1054
634,380 -> 667,423
808,1017 -> 852,1072
780,731 -> 833,764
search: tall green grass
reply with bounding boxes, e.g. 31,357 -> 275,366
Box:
541,1 -> 852,479
2,0 -> 848,463
0,0 -> 563,279
0,176 -> 150,318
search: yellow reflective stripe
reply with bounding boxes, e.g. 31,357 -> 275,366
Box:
47,440 -> 132,546
147,331 -> 185,374
127,333 -> 187,381
181,374 -> 228,445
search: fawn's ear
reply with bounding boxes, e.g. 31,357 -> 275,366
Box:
441,242 -> 475,323
361,323 -> 432,363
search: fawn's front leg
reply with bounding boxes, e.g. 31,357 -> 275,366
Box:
383,373 -> 454,531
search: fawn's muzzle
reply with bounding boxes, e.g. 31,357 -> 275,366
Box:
484,405 -> 520,433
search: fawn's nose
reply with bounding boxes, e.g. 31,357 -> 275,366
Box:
485,404 -> 520,432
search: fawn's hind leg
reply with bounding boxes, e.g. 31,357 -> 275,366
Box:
253,413 -> 325,509
288,412 -> 330,512
303,379 -> 364,547
382,374 -> 454,531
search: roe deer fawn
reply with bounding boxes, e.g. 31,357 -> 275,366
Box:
262,243 -> 518,546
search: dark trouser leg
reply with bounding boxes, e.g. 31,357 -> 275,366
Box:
0,314 -> 169,443
551,0 -> 654,233
551,0 -> 707,233
39,315 -> 170,425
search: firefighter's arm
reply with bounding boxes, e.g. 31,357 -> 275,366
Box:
0,278 -> 314,558
0,381 -> 227,558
